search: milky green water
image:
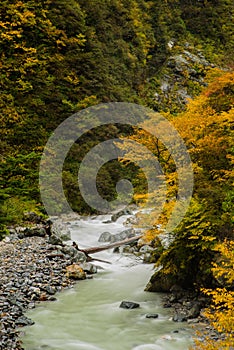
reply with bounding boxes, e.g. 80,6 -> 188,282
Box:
21,215 -> 194,350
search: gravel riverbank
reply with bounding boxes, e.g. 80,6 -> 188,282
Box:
0,234 -> 80,350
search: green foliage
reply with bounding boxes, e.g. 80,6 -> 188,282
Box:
1,0 -> 233,234
0,197 -> 42,225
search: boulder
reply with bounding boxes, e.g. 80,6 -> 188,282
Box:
139,245 -> 153,254
61,246 -> 87,263
66,264 -> 86,280
48,234 -> 64,246
79,262 -> 97,274
98,228 -> 136,244
51,220 -> 71,241
17,226 -> 46,238
145,270 -> 177,292
111,208 -> 133,222
188,303 -> 201,319
172,311 -> 187,322
111,228 -> 135,243
119,301 -> 140,309
98,232 -> 112,242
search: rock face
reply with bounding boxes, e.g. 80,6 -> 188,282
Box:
119,301 -> 140,309
65,264 -> 86,280
152,44 -> 215,112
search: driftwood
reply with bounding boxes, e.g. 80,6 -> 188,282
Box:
81,234 -> 143,255
72,235 -> 143,264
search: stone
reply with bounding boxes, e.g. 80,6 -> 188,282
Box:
51,221 -> 71,241
173,311 -> 187,322
98,232 -> 112,242
17,226 -> 46,238
111,228 -> 135,243
145,270 -> 177,292
188,303 -> 201,319
48,234 -> 63,246
65,264 -> 86,280
139,245 -> 153,254
79,262 -> 97,274
145,313 -> 159,319
15,316 -> 35,326
24,211 -> 43,223
119,301 -> 140,309
111,208 -> 133,222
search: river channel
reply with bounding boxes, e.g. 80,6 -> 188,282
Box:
21,214 -> 194,350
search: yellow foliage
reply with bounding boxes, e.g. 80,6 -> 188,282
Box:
192,240 -> 234,350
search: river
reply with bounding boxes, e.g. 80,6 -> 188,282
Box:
21,213 -> 194,350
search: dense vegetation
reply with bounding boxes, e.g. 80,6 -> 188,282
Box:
1,1 -> 233,347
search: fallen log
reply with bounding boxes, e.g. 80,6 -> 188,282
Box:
81,234 -> 143,255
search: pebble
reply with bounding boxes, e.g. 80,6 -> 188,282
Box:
0,235 -> 81,350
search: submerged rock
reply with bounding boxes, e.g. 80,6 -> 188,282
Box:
145,313 -> 159,319
119,301 -> 140,309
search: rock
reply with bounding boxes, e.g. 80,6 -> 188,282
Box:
187,318 -> 199,324
51,221 -> 71,241
66,264 -> 86,280
146,313 -> 159,319
143,253 -> 152,263
122,245 -> 137,254
170,284 -> 184,293
124,216 -> 139,226
15,316 -> 35,326
44,286 -> 56,295
119,301 -> 140,309
17,226 -> 46,238
98,228 -> 136,244
145,270 -> 177,292
98,232 -> 112,242
23,211 -> 43,223
111,208 -> 133,222
48,234 -> 64,246
139,245 -> 153,254
79,262 -> 97,274
112,228 -> 135,243
173,311 -> 187,322
61,245 -> 87,263
188,303 -> 201,319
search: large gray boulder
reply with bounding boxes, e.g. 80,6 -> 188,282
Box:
145,270 -> 178,293
98,232 -> 112,242
51,220 -> 71,241
98,228 -> 135,243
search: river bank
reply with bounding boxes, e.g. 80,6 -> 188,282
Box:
0,232 -> 80,350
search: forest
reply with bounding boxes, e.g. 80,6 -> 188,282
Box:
1,0 -> 234,349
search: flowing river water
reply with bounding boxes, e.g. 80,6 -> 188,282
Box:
21,214 -> 194,350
